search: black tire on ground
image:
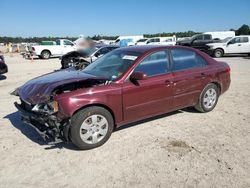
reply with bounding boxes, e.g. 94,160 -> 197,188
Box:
70,106 -> 114,150
214,49 -> 223,58
41,50 -> 51,59
194,83 -> 219,113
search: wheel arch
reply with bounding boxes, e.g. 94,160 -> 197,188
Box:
210,81 -> 222,95
72,103 -> 116,125
214,48 -> 224,54
41,49 -> 51,55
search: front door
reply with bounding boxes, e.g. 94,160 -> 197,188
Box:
122,50 -> 174,122
62,40 -> 76,54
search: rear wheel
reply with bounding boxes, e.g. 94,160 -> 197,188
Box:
70,106 -> 114,150
195,84 -> 219,113
41,50 -> 51,59
214,49 -> 223,58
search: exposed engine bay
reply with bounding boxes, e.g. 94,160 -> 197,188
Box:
13,77 -> 112,144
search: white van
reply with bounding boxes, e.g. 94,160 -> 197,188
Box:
206,35 -> 250,57
137,36 -> 176,46
204,31 -> 235,40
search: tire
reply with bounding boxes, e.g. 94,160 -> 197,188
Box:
214,49 -> 223,58
41,50 -> 51,59
70,106 -> 114,150
194,83 -> 219,113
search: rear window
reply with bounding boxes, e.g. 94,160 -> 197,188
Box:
171,49 -> 208,71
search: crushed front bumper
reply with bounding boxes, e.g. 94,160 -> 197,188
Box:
14,102 -> 70,144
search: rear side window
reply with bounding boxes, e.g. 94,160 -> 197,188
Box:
171,49 -> 207,71
134,50 -> 169,76
241,37 -> 249,43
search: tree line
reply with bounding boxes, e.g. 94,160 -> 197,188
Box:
1,24 -> 250,44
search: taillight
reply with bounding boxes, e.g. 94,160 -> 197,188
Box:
32,47 -> 35,51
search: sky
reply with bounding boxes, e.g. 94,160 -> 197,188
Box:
0,0 -> 250,37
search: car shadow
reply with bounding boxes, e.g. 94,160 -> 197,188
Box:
5,107 -> 199,150
215,54 -> 249,58
114,107 -> 199,132
0,75 -> 7,80
4,111 -> 78,150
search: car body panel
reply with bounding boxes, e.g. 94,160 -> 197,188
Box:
122,73 -> 174,122
14,45 -> 231,142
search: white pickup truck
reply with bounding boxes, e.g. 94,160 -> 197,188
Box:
32,39 -> 77,59
206,35 -> 250,57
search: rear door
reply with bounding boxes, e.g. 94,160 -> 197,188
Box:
122,50 -> 174,122
170,49 -> 209,109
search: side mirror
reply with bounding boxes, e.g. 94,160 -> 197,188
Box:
130,71 -> 147,81
227,41 -> 232,46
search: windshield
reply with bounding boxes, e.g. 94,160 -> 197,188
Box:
83,50 -> 142,81
191,34 -> 200,40
221,37 -> 232,43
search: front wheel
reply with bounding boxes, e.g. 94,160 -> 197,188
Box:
195,84 -> 219,113
214,49 -> 223,58
70,106 -> 114,150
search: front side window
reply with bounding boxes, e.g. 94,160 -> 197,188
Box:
63,40 -> 74,46
134,50 -> 169,77
171,49 -> 207,71
230,37 -> 241,44
204,35 -> 211,40
196,35 -> 203,40
155,38 -> 160,42
147,39 -> 154,43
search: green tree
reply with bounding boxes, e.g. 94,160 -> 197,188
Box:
236,24 -> 250,35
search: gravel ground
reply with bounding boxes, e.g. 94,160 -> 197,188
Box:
0,55 -> 250,188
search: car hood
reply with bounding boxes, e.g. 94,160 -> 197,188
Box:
206,42 -> 227,47
18,68 -> 101,104
177,39 -> 192,44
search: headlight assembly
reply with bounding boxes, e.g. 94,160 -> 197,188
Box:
32,101 -> 58,114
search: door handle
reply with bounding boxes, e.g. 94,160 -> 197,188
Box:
238,44 -> 241,46
201,72 -> 207,79
165,80 -> 174,86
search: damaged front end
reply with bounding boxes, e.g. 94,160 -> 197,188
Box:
14,99 -> 70,143
13,69 -> 111,144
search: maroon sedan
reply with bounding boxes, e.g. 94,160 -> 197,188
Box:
14,45 -> 230,149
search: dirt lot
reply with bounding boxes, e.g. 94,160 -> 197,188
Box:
0,55 -> 250,188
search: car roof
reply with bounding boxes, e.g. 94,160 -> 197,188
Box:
115,45 -> 198,54
95,44 -> 119,48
